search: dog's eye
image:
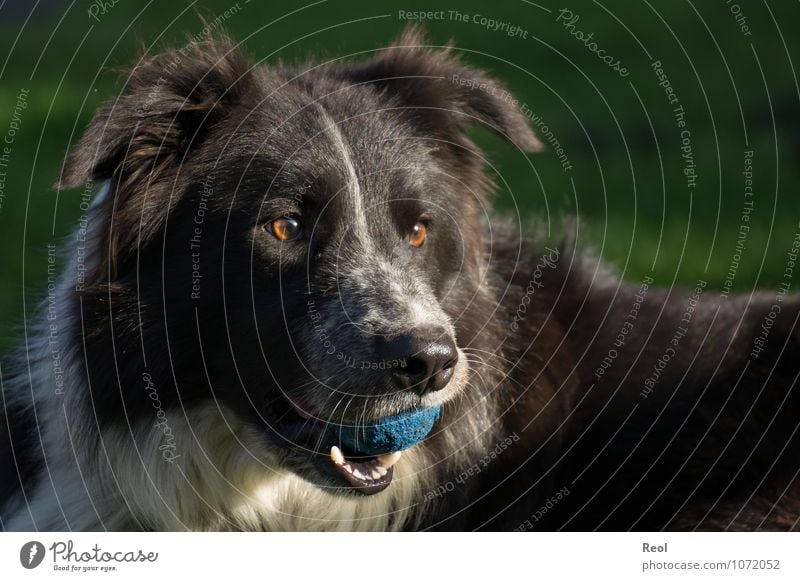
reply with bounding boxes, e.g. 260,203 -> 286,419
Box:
269,216 -> 302,241
408,222 -> 427,248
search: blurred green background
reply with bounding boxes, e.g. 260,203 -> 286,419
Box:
0,0 -> 798,353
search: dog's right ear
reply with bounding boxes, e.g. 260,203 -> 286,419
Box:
54,34 -> 256,282
55,34 -> 254,191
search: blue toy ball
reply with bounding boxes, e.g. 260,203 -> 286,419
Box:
336,406 -> 441,456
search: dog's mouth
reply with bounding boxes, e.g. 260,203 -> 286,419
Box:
266,396 -> 440,495
328,444 -> 401,494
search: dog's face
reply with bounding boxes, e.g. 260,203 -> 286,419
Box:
57,29 -> 540,497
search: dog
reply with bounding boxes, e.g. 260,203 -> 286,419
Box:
2,27 -> 799,531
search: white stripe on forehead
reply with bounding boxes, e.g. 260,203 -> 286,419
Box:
318,108 -> 372,249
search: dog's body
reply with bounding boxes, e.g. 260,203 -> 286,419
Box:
2,30 -> 799,531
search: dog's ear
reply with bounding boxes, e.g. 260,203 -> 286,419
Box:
349,26 -> 542,152
54,34 -> 254,282
55,34 -> 254,190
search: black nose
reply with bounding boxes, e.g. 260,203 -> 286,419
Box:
381,328 -> 458,396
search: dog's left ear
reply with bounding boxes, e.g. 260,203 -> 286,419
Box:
348,26 -> 543,152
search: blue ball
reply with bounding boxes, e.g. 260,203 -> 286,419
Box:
336,406 -> 442,455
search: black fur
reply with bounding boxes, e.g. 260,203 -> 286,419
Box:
2,28 -> 799,531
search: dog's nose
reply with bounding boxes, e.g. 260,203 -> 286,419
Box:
382,329 -> 458,396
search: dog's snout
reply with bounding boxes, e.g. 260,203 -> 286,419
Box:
382,328 -> 458,396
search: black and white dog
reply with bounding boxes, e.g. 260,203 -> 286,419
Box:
2,28 -> 799,531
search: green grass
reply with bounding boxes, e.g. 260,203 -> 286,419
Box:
0,0 -> 798,353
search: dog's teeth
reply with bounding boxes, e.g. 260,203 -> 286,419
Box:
377,451 -> 402,468
330,446 -> 345,465
344,463 -> 353,473
352,468 -> 365,479
375,465 -> 387,476
371,469 -> 381,479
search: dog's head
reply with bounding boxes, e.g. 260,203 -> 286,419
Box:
57,28 -> 539,496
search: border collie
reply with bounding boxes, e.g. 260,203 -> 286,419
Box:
2,28 -> 799,531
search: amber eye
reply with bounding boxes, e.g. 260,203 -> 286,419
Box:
270,216 -> 302,241
408,222 -> 427,248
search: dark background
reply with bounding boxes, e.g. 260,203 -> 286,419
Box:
0,0 -> 797,352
